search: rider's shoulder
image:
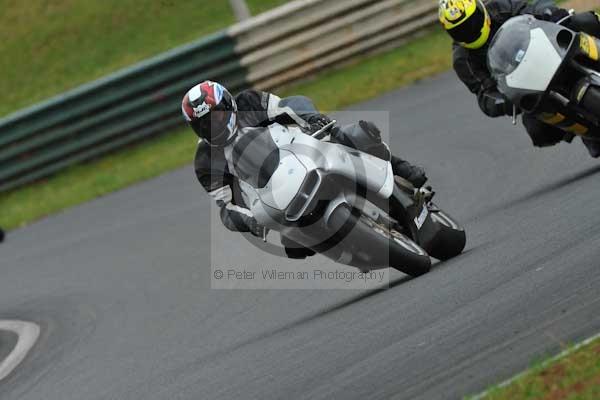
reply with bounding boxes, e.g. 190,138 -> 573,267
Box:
452,43 -> 472,62
235,89 -> 270,111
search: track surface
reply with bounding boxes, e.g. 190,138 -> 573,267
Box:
2,72 -> 600,399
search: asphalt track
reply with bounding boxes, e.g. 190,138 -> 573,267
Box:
2,72 -> 600,399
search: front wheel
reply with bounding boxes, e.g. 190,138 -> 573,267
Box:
360,215 -> 431,277
427,207 -> 466,261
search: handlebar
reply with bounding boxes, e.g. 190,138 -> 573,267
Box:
311,120 -> 337,140
556,9 -> 575,26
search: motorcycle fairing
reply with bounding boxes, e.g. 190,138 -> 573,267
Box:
488,15 -> 573,107
259,150 -> 308,211
505,28 -> 562,91
269,124 -> 393,198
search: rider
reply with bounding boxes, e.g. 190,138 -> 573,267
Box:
182,81 -> 427,258
438,0 -> 600,156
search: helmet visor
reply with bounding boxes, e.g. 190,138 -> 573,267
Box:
447,2 -> 487,45
191,94 -> 236,144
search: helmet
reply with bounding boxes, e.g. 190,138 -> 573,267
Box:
439,0 -> 491,49
181,81 -> 238,146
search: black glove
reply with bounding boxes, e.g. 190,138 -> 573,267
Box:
307,114 -> 333,133
246,217 -> 266,238
359,120 -> 382,141
478,90 -> 518,118
391,157 -> 428,188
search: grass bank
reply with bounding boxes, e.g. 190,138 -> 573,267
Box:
0,28 -> 452,230
0,0 -> 288,117
471,336 -> 600,400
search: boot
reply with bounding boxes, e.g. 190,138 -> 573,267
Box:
582,137 -> 600,158
391,156 -> 427,188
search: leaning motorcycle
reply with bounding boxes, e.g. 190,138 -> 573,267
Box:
488,14 -> 600,136
229,120 -> 466,277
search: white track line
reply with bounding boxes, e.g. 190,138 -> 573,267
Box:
0,320 -> 40,382
471,331 -> 600,399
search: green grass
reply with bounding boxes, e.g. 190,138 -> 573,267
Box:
0,0 -> 289,118
0,126 -> 195,230
0,28 -> 452,230
248,0 -> 291,14
471,337 -> 600,399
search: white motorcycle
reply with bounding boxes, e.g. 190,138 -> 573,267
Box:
229,121 -> 466,277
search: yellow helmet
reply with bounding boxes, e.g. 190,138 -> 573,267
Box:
439,0 -> 491,49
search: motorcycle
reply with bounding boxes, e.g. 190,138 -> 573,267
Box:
488,14 -> 600,136
229,120 -> 466,277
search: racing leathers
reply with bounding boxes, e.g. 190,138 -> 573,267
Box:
452,0 -> 600,154
194,90 -> 426,257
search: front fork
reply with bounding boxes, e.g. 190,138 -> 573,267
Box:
387,178 -> 438,245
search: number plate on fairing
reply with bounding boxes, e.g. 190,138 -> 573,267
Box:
415,206 -> 429,229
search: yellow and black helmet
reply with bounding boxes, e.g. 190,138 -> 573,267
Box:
439,0 -> 491,49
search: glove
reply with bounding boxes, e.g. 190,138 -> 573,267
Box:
358,120 -> 382,142
246,217 -> 266,238
307,114 -> 333,133
478,90 -> 518,118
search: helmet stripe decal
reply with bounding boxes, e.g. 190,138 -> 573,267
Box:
188,85 -> 203,102
181,94 -> 193,121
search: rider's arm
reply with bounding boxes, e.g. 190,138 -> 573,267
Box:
452,45 -> 512,118
194,143 -> 262,236
518,0 -> 599,33
236,89 -> 325,129
489,0 -> 567,21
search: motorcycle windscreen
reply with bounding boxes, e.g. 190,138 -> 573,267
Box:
488,17 -> 562,92
231,128 -> 280,189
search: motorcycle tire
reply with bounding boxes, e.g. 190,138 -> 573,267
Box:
358,213 -> 432,277
426,208 -> 466,261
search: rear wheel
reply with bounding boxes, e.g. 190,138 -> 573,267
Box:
360,215 -> 431,277
427,207 -> 466,261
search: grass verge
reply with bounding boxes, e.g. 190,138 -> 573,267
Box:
470,336 -> 600,400
248,0 -> 293,15
0,0 -> 289,118
0,28 -> 452,230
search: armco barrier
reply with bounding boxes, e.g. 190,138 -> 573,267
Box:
0,0 -> 438,192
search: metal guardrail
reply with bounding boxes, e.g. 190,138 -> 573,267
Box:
0,0 -> 438,192
233,0 -> 438,89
